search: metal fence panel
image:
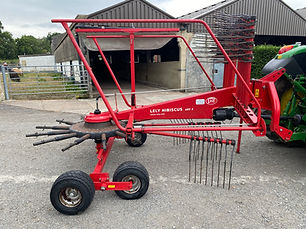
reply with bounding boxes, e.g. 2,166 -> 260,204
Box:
1,64 -> 89,99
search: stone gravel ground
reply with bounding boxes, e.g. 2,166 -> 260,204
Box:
0,104 -> 305,228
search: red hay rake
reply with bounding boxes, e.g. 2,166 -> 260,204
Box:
27,18 -> 292,215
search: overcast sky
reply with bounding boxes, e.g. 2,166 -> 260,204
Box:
1,0 -> 305,38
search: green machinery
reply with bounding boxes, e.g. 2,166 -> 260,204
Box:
262,43 -> 306,144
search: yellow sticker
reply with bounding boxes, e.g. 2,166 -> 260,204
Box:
277,55 -> 282,59
255,89 -> 259,98
108,185 -> 115,189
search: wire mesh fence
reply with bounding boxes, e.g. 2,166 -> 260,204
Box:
1,64 -> 90,99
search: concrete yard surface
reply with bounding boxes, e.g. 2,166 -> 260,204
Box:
0,103 -> 305,228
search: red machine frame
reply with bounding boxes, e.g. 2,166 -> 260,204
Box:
52,19 -> 293,192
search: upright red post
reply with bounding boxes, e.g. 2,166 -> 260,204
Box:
130,33 -> 136,107
223,60 -> 236,88
235,17 -> 255,105
236,61 -> 252,105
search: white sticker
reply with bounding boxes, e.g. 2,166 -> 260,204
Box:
196,99 -> 205,105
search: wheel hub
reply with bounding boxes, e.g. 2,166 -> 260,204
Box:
122,175 -> 141,194
59,187 -> 82,208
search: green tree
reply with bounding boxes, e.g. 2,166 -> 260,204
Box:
16,35 -> 42,55
38,37 -> 50,54
0,31 -> 17,59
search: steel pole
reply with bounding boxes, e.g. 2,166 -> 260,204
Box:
1,65 -> 9,100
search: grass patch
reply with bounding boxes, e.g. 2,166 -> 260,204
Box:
7,71 -> 88,99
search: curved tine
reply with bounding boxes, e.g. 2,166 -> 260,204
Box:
188,137 -> 194,182
177,119 -> 181,144
193,135 -> 197,161
170,119 -> 175,145
199,139 -> 205,184
181,120 -> 185,143
228,144 -> 235,190
173,119 -> 177,145
26,130 -> 71,137
223,144 -> 229,189
184,119 -> 189,143
33,133 -> 77,146
194,139 -> 201,183
205,141 -> 210,185
217,143 -> 223,187
211,140 -> 215,186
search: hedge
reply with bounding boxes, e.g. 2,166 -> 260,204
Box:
251,45 -> 281,79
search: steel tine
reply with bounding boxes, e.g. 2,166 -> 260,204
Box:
200,139 -> 205,184
194,138 -> 200,183
178,119 -> 182,144
26,130 -> 71,137
219,130 -> 223,139
181,120 -> 184,144
217,143 -> 223,187
215,138 -> 219,160
211,140 -> 216,186
175,119 -> 179,145
170,119 -> 175,146
223,144 -> 228,189
193,135 -> 197,161
173,119 -> 177,145
205,141 -> 210,185
188,137 -> 194,182
187,120 -> 191,143
181,120 -> 186,144
210,138 -> 214,160
33,133 -> 77,146
228,144 -> 235,190
178,120 -> 181,145
183,120 -> 187,143
186,119 -> 190,143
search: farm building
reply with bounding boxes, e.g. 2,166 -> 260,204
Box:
19,54 -> 56,72
52,0 -> 306,93
180,0 -> 306,45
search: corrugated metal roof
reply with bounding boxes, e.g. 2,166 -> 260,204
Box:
179,0 -> 238,19
297,7 -> 306,19
52,15 -> 88,53
53,0 -> 177,60
89,0 -> 174,19
182,0 -> 306,37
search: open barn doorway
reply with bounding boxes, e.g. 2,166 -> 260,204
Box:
88,38 -> 180,94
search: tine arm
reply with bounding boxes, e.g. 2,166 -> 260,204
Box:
26,130 -> 71,137
61,134 -> 90,152
33,133 -> 77,146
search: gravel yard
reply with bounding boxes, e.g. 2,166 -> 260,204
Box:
0,103 -> 305,228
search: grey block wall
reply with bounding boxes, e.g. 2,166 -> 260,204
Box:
185,34 -> 214,92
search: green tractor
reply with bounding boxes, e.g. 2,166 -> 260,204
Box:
262,43 -> 306,144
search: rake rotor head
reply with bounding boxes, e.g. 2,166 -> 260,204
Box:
26,119 -> 120,151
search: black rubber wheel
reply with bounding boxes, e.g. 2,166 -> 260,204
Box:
113,161 -> 149,200
125,132 -> 147,147
50,170 -> 95,215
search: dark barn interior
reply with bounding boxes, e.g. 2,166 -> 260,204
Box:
89,38 -> 180,90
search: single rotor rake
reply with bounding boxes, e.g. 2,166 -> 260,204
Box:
25,17 -> 295,215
